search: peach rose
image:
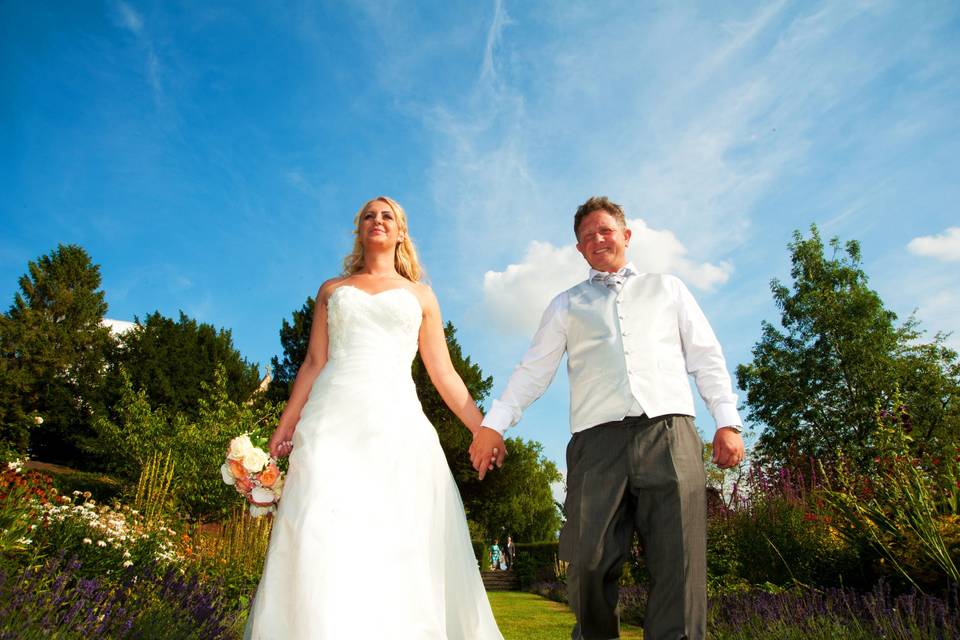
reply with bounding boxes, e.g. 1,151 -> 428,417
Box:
259,463 -> 280,487
235,476 -> 254,494
228,459 -> 247,480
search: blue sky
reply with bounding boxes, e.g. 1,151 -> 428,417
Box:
2,1 -> 959,478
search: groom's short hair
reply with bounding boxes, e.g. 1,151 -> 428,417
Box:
574,196 -> 627,239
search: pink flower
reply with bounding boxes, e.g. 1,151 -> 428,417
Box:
235,476 -> 254,494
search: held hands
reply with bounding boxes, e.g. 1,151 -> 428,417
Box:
711,426 -> 745,469
268,422 -> 296,459
469,427 -> 507,481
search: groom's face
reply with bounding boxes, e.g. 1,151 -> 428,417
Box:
576,209 -> 631,273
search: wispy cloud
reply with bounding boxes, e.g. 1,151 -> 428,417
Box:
115,0 -> 143,35
110,1 -> 168,116
481,0 -> 512,85
482,218 -> 731,335
421,0 -> 899,279
907,227 -> 960,262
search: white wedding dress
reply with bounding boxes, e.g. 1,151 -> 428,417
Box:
245,285 -> 503,639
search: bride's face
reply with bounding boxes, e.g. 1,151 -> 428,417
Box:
359,199 -> 402,250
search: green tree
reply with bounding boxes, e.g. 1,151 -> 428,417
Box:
460,437 -> 563,542
737,226 -> 960,466
0,244 -> 113,464
109,311 -> 262,419
266,296 -> 314,404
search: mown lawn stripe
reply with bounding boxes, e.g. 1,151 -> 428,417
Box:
488,591 -> 643,639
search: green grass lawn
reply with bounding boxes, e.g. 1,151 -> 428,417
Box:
488,592 -> 643,640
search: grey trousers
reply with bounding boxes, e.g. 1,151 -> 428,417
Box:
559,415 -> 707,640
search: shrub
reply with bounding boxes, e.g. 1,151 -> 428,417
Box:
31,491 -> 181,578
90,365 -> 282,521
618,584 -> 649,627
824,395 -> 960,591
1,465 -> 182,578
513,541 -> 560,588
30,462 -> 123,503
714,463 -> 865,589
471,539 -> 485,565
0,463 -> 51,555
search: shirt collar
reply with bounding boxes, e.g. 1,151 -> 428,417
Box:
588,262 -> 638,281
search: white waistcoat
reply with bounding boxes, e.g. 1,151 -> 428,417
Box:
566,275 -> 696,432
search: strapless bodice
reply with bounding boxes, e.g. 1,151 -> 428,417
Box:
324,285 -> 422,376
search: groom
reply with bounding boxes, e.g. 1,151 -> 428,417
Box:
470,196 -> 744,640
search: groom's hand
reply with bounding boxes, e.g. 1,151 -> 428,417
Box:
712,426 -> 745,469
469,428 -> 507,481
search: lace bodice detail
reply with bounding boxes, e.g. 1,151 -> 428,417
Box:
325,286 -> 422,372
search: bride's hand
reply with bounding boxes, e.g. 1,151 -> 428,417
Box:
268,423 -> 296,458
469,427 -> 507,481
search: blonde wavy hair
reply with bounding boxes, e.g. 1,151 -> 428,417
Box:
342,196 -> 423,282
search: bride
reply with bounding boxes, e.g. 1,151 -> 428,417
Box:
244,196 -> 505,639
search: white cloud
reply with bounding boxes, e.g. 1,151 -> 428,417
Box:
102,318 -> 136,335
483,241 -> 584,334
114,1 -> 143,35
482,218 -> 732,334
907,227 -> 960,262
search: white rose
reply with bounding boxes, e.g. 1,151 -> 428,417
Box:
227,434 -> 254,461
249,504 -> 273,518
220,462 -> 236,485
242,446 -> 270,473
272,475 -> 284,499
250,486 -> 275,505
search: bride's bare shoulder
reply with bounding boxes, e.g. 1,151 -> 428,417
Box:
409,281 -> 440,313
317,276 -> 349,304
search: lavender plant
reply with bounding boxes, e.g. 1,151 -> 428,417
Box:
0,552 -> 242,639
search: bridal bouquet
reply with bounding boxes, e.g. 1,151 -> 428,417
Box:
220,433 -> 284,517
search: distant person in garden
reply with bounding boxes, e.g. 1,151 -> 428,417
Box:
245,197 -> 503,639
490,539 -> 502,571
471,196 -> 745,640
505,535 -> 516,570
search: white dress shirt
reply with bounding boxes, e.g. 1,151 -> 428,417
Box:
481,263 -> 742,435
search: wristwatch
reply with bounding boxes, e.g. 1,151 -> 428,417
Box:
720,424 -> 743,434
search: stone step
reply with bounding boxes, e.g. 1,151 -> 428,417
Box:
481,570 -> 521,591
